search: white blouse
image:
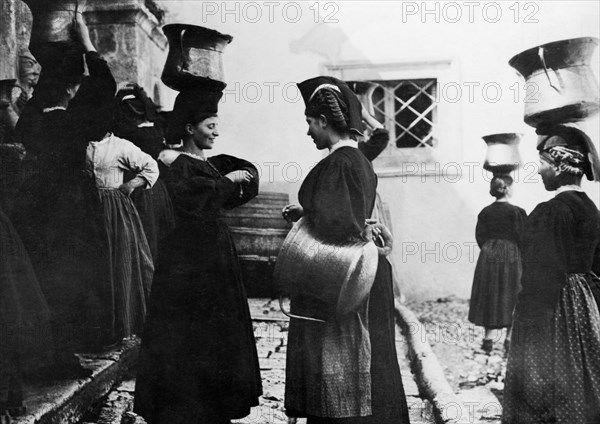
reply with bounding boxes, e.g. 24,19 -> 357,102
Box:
86,134 -> 158,189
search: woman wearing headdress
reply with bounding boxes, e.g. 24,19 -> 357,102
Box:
282,76 -> 410,423
11,14 -> 114,372
469,175 -> 527,354
134,86 -> 262,424
113,83 -> 175,261
502,125 -> 600,424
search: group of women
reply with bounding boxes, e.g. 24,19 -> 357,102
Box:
1,13 -> 599,424
470,127 -> 600,423
0,15 -> 175,420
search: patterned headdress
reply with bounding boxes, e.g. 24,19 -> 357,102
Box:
536,125 -> 600,181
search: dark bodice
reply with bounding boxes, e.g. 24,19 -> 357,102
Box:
15,51 -> 116,175
476,202 -> 528,247
298,146 -> 377,242
517,190 -> 600,315
114,125 -> 164,160
165,154 -> 259,225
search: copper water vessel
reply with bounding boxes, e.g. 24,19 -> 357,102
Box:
161,24 -> 232,92
509,37 -> 599,127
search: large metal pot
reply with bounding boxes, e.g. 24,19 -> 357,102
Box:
273,217 -> 379,322
22,0 -> 85,47
509,37 -> 599,127
346,80 -> 379,116
482,133 -> 522,174
161,24 -> 232,92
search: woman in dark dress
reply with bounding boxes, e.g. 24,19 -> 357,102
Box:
134,87 -> 262,424
503,125 -> 600,424
469,175 -> 527,354
283,76 -> 410,424
113,83 -> 175,261
11,15 -> 114,366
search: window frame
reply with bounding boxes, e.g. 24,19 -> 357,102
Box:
323,59 -> 462,177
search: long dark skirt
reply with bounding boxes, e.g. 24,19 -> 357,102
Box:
305,259 -> 410,424
11,172 -> 112,352
99,189 -> 153,341
0,208 -> 51,415
469,239 -> 522,329
503,274 -> 600,424
130,178 -> 175,262
134,220 -> 262,424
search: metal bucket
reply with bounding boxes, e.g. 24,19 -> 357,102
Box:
482,133 -> 522,174
161,24 -> 232,92
509,37 -> 599,127
273,217 -> 379,322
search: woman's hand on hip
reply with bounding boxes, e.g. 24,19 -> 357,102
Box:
118,182 -> 136,196
282,204 -> 304,222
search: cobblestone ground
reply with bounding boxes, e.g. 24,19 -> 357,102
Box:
406,295 -> 507,408
237,298 -> 435,424
82,299 -> 436,424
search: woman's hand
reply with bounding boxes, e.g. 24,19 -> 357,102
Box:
361,221 -> 393,256
282,204 -> 304,222
361,107 -> 384,130
118,176 -> 146,197
118,181 -> 136,197
225,169 -> 253,184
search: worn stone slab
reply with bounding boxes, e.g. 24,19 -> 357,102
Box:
13,338 -> 140,424
396,300 -> 502,424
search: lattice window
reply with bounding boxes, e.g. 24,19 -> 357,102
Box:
370,79 -> 438,149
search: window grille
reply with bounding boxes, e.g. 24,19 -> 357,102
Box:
370,79 -> 437,149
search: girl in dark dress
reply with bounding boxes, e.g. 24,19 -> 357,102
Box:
134,87 -> 262,424
113,83 -> 175,261
503,125 -> 600,424
469,175 -> 527,354
283,76 -> 410,424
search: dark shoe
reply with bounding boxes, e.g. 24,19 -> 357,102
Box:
481,338 -> 494,354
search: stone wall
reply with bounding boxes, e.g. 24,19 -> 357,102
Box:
0,0 -> 168,107
84,0 -> 169,107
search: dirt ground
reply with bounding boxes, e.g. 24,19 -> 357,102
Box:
406,295 -> 507,405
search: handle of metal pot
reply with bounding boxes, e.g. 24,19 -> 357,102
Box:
278,296 -> 327,323
179,28 -> 189,71
538,47 -> 561,93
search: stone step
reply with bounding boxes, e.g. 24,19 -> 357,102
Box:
13,339 -> 140,424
